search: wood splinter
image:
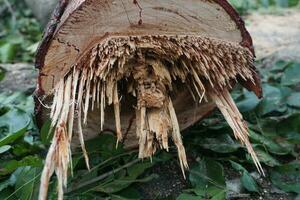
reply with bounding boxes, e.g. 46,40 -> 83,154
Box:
36,1 -> 263,199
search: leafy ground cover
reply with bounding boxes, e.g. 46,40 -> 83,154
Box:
0,0 -> 41,63
0,0 -> 300,199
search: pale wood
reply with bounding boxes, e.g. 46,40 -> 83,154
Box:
41,0 -> 243,94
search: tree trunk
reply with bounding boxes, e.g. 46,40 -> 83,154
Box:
35,1 -> 263,199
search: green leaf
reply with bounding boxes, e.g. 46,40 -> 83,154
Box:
249,130 -> 290,155
257,84 -> 287,116
0,188 -> 17,200
230,161 -> 259,192
85,134 -> 124,159
287,92 -> 300,108
40,119 -> 52,145
237,90 -> 260,112
0,145 -> 11,154
0,108 -> 31,133
281,62 -> 300,86
13,167 -> 41,200
241,172 -> 259,193
209,188 -> 226,200
176,193 -> 202,200
270,162 -> 300,194
194,134 -> 240,153
0,177 -> 15,192
248,147 -> 280,167
0,126 -> 27,147
189,158 -> 225,189
0,67 -> 6,82
93,162 -> 155,194
271,60 -> 290,72
0,156 -> 43,176
230,160 -> 247,172
0,43 -> 18,63
0,92 -> 34,114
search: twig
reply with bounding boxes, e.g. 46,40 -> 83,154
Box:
66,158 -> 139,194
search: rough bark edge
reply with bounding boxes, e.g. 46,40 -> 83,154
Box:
35,0 -> 255,72
35,0 -> 69,71
213,0 -> 262,98
213,0 -> 254,55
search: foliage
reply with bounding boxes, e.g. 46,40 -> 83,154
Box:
178,60 -> 300,199
0,0 -> 41,63
1,0 -> 300,199
229,0 -> 300,14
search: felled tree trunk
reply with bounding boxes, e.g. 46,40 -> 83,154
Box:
35,1 -> 263,199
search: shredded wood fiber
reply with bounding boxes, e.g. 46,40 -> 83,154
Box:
39,35 -> 262,199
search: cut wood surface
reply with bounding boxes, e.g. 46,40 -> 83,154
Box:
34,1 -> 263,199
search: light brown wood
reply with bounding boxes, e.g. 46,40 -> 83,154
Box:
36,1 -> 262,199
40,0 -> 244,94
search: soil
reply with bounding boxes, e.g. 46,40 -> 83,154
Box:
246,9 -> 300,61
0,63 -> 37,93
137,160 -> 188,200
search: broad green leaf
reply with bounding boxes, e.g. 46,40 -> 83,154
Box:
0,177 -> 15,192
0,156 -> 42,176
271,60 -> 290,72
189,158 -> 225,189
209,188 -> 226,200
0,92 -> 34,114
0,43 -> 18,63
0,188 -> 17,200
249,130 -> 290,155
13,167 -> 41,200
0,126 -> 27,147
230,161 -> 259,192
247,147 -> 280,167
0,145 -> 11,154
270,162 -> 300,194
93,162 -> 155,194
287,92 -> 300,108
281,62 -> 300,86
237,90 -> 260,112
85,134 -> 124,159
40,119 -> 52,145
176,193 -> 202,200
277,114 -> 300,136
0,108 -> 30,134
182,187 -> 225,200
257,84 -> 287,116
241,172 -> 259,193
193,134 -> 240,153
230,160 -> 247,172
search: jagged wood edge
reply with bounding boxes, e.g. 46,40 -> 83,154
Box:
34,0 -> 262,133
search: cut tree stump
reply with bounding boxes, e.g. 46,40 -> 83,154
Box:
34,1 -> 263,199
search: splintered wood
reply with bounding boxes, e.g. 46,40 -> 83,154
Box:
40,35 -> 262,199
